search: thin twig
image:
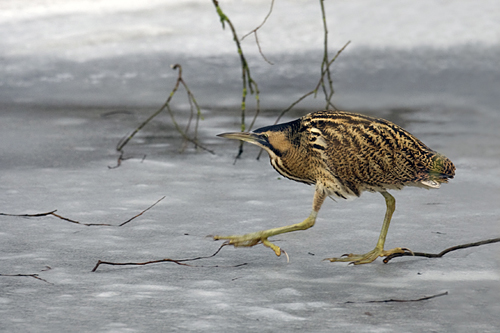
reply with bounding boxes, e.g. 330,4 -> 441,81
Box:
0,210 -> 110,225
319,0 -> 335,110
0,209 -> 111,226
212,0 -> 261,159
241,0 -> 275,65
0,273 -> 52,284
119,196 -> 165,226
92,258 -> 194,271
1,210 -> 57,217
172,66 -> 209,154
181,90 -> 196,152
0,197 -> 166,227
383,237 -> 500,263
108,150 -> 124,169
345,291 -> 448,304
255,37 -> 350,160
275,40 -> 351,124
92,243 -> 246,272
115,64 -> 176,152
241,0 -> 274,41
51,212 -> 111,226
166,104 -> 215,155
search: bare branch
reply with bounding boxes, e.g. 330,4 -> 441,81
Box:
241,0 -> 275,65
0,210 -> 57,217
345,292 -> 448,304
275,40 -> 352,125
383,237 -> 500,263
113,64 -> 213,167
0,197 -> 166,227
119,196 -> 165,226
319,0 -> 335,110
241,0 -> 274,41
51,212 -> 111,226
92,243 -> 247,272
0,273 -> 52,284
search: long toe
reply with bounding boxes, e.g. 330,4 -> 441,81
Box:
214,233 -> 283,256
214,234 -> 261,247
326,247 -> 409,265
325,251 -> 379,265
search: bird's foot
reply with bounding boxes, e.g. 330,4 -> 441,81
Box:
213,213 -> 317,258
325,247 -> 413,265
214,231 -> 283,256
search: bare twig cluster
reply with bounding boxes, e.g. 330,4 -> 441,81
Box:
274,1 -> 351,124
274,40 -> 351,127
110,64 -> 213,169
255,2 -> 350,160
111,1 -> 349,162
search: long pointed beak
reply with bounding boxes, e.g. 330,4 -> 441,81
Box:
217,132 -> 266,147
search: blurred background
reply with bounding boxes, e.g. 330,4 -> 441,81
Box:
1,0 -> 499,113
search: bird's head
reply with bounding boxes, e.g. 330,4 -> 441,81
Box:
217,119 -> 301,158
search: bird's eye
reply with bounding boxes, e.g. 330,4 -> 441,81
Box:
261,133 -> 269,139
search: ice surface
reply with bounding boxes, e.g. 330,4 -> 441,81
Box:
1,1 -> 500,332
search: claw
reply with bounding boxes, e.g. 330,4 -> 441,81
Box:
282,249 -> 290,263
401,247 -> 414,256
212,212 -> 318,259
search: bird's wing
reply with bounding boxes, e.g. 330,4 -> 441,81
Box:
310,118 -> 453,191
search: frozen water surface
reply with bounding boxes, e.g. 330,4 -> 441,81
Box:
1,1 -> 500,332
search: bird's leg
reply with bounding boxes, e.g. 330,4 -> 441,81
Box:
214,189 -> 326,256
326,191 -> 411,265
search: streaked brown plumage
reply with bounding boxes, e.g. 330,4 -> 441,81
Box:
215,110 -> 455,264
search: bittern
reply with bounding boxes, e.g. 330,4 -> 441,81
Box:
215,110 -> 455,264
